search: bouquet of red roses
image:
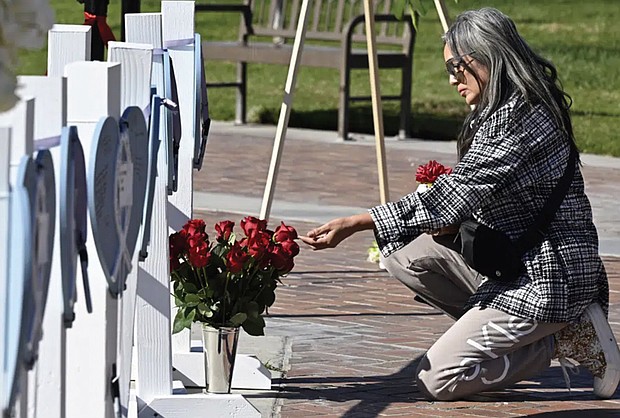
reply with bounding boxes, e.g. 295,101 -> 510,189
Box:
169,216 -> 299,336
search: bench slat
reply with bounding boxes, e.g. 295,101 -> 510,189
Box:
196,0 -> 415,139
202,41 -> 409,68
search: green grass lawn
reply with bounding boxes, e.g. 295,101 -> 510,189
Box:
19,0 -> 620,156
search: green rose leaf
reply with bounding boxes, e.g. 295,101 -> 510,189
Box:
242,315 -> 265,336
184,282 -> 199,294
173,308 -> 192,334
245,301 -> 260,319
185,293 -> 201,307
229,312 -> 248,327
256,288 -> 276,308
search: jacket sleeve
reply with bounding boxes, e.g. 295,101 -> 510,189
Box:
369,102 -> 537,257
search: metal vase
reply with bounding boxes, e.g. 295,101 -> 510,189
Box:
201,324 -> 240,393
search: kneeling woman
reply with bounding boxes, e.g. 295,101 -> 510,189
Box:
300,7 -> 620,400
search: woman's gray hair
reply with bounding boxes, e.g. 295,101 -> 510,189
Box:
443,8 -> 578,159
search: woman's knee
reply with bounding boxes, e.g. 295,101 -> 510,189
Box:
415,355 -> 462,401
381,234 -> 438,273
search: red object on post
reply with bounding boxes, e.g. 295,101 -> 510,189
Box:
83,12 -> 116,46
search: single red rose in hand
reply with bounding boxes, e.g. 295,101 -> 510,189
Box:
279,239 -> 299,257
188,241 -> 211,268
271,245 -> 294,274
240,216 -> 267,237
226,242 -> 250,274
215,220 -> 235,241
415,160 -> 453,184
273,222 -> 298,242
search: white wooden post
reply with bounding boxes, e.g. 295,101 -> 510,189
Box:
108,42 -> 154,113
0,99 -> 35,187
124,12 -> 176,411
35,26 -> 92,417
161,0 -> 195,368
0,97 -> 35,417
0,127 -> 11,414
107,41 -> 154,417
16,75 -> 68,418
64,61 -> 121,418
47,25 -> 92,77
123,5 -> 259,416
159,1 -> 271,391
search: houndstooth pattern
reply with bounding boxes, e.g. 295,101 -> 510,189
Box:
369,95 -> 608,323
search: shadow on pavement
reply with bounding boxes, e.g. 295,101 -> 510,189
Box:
525,410 -> 620,417
268,311 -> 442,318
261,358 -> 427,417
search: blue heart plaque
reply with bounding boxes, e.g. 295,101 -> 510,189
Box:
139,95 -> 162,260
20,150 -> 57,368
88,116 -> 122,295
59,126 -> 90,326
163,52 -> 179,195
118,106 -> 148,267
4,156 -> 33,412
88,111 -> 149,297
193,33 -> 210,171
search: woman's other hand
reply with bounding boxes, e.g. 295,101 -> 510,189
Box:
428,223 -> 460,236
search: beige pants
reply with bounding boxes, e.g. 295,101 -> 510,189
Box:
382,234 -> 566,400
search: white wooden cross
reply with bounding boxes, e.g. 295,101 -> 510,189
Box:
125,2 -> 261,416
0,96 -> 35,417
107,41 -> 154,417
16,75 -> 68,418
63,60 -> 122,418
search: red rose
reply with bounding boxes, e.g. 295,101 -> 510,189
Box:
187,234 -> 208,251
215,220 -> 235,241
226,242 -> 250,274
183,219 -> 208,240
273,222 -> 298,242
270,245 -> 294,274
240,216 -> 267,236
246,230 -> 272,260
169,231 -> 188,259
415,160 -> 453,184
188,240 -> 211,268
279,239 -> 299,257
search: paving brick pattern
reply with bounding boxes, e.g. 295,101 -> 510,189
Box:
194,126 -> 620,417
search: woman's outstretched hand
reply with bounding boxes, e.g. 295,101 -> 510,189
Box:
300,213 -> 374,250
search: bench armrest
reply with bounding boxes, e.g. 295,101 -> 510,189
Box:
195,3 -> 254,35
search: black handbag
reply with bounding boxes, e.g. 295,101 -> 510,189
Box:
459,219 -> 524,281
459,148 -> 576,282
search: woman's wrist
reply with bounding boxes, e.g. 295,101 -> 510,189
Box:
346,213 -> 375,232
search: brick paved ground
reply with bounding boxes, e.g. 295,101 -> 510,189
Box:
194,124 -> 620,417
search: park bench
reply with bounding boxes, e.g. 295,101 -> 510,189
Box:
196,0 -> 416,139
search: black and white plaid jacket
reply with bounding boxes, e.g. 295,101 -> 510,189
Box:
370,94 -> 608,323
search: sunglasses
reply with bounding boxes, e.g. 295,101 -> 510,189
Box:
445,51 -> 477,83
